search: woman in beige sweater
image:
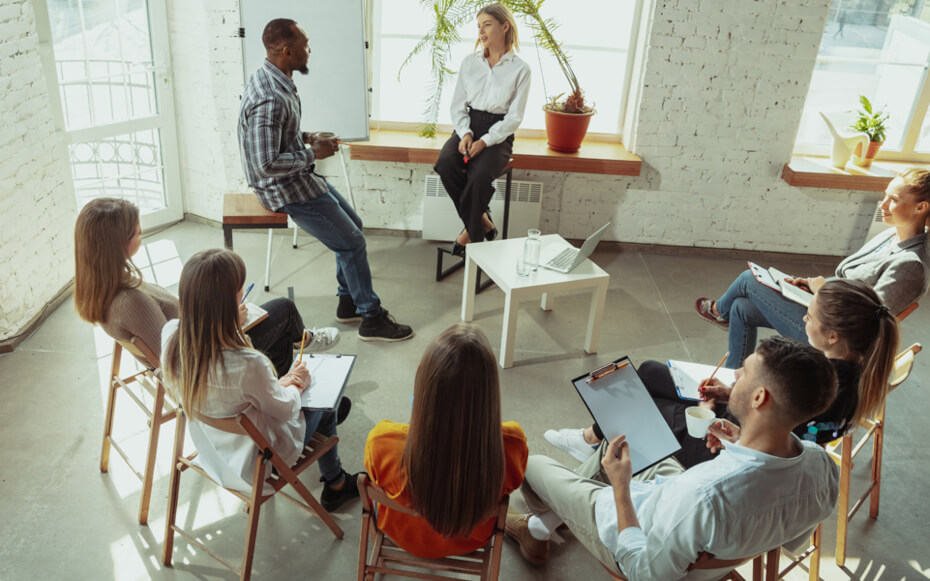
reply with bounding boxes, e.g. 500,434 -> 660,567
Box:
74,198 -> 336,375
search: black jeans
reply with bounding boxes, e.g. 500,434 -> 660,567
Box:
434,109 -> 514,243
246,297 -> 305,377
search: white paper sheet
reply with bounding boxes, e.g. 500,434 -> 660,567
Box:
298,353 -> 356,411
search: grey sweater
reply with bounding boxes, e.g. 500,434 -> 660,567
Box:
834,228 -> 930,315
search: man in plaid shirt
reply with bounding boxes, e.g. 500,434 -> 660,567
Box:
238,18 -> 413,342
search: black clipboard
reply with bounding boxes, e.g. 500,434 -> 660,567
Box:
571,357 -> 681,475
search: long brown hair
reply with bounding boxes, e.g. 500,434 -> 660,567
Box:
74,198 -> 142,323
403,323 -> 504,537
475,3 -> 519,53
816,279 -> 899,422
163,249 -> 249,416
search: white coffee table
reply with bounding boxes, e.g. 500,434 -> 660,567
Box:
461,234 -> 610,368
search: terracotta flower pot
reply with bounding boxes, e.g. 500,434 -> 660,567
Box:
852,141 -> 883,169
544,107 -> 595,153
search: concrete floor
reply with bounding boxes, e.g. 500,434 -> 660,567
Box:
1,221 -> 928,580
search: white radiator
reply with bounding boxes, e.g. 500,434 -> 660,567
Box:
422,174 -> 543,241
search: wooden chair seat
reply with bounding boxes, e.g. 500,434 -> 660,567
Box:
357,474 -> 507,581
163,410 -> 343,580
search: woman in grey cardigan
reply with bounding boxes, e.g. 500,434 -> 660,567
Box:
695,168 -> 930,368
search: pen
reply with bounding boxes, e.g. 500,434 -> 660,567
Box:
700,352 -> 729,392
241,282 -> 254,304
463,154 -> 469,164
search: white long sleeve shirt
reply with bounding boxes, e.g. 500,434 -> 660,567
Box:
161,320 -> 305,494
595,437 -> 838,581
450,50 -> 531,147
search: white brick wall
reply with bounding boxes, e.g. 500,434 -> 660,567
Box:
0,0 -> 75,340
167,0 -> 882,257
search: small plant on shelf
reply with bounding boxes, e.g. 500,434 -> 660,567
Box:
848,95 -> 888,168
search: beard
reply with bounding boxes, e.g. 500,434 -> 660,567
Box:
297,65 -> 309,75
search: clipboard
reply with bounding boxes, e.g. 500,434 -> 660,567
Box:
299,353 -> 356,411
571,357 -> 681,475
667,360 -> 737,401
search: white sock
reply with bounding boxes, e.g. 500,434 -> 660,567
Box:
527,512 -> 564,541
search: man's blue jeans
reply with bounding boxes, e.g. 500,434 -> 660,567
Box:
716,270 -> 808,368
282,182 -> 381,318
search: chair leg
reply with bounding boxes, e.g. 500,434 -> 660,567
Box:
502,168 -> 512,240
240,482 -> 264,581
287,473 -> 344,539
137,383 -> 166,525
835,434 -> 852,567
765,548 -> 779,581
100,343 -> 122,473
162,413 -> 187,567
869,418 -> 884,519
809,523 -> 821,581
264,228 -> 274,292
292,223 -> 298,248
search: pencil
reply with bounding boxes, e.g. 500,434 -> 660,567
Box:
705,352 -> 729,385
298,330 -> 307,364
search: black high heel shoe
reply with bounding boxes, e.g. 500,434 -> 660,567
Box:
451,241 -> 466,257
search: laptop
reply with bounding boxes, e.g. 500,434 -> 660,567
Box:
540,222 -> 611,273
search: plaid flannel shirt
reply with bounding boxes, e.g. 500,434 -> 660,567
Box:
238,60 -> 329,211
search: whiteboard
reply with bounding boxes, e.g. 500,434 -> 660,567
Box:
240,0 -> 370,141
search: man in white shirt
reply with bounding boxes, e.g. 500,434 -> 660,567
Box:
506,336 -> 840,580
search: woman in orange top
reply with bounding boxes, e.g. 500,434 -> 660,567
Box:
364,323 -> 528,558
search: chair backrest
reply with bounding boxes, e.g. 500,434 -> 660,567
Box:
890,343 -> 922,390
113,335 -> 160,371
192,411 -> 252,436
896,302 -> 919,322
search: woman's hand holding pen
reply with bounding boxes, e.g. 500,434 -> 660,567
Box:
698,377 -> 731,403
467,138 -> 487,159
784,276 -> 824,293
238,304 -> 248,327
280,361 -> 310,392
706,419 -> 740,453
458,133 -> 473,157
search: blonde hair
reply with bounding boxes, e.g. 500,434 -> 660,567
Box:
475,3 -> 519,53
403,323 -> 504,537
164,249 -> 249,416
74,198 -> 142,323
896,168 -> 930,228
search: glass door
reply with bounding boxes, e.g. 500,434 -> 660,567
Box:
36,0 -> 182,228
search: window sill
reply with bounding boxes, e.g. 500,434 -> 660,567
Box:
348,129 -> 642,176
781,156 -> 930,191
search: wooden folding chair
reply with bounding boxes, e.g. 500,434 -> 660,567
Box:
602,547 -> 767,580
829,342 -> 922,567
896,301 -> 918,322
357,474 -> 508,581
163,410 -> 344,581
99,337 -> 178,525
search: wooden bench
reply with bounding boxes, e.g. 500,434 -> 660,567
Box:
222,194 -> 296,291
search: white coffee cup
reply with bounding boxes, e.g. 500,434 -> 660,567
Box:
685,406 -> 716,438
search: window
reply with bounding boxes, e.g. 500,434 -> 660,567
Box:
795,0 -> 930,162
371,0 -> 641,137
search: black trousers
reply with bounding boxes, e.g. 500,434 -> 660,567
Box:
592,360 -> 734,469
246,297 -> 305,378
434,109 -> 514,243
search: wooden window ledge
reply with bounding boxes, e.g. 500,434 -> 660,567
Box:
347,129 -> 641,176
782,156 -> 930,191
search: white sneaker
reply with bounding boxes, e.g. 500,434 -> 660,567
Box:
543,428 -> 597,462
296,327 -> 340,352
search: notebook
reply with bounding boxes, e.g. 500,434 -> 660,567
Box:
667,359 -> 737,401
242,302 -> 269,332
540,222 -> 612,273
298,353 -> 356,411
571,357 -> 681,475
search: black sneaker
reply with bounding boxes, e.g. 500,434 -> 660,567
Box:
319,470 -> 364,512
358,310 -> 414,342
336,396 -> 351,426
336,295 -> 362,323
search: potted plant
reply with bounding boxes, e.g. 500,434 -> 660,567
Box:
401,0 -> 594,152
849,95 -> 888,168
